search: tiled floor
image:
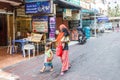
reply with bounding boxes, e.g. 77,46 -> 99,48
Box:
0,47 -> 29,69
0,41 -> 78,69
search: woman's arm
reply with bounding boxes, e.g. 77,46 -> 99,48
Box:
61,36 -> 70,43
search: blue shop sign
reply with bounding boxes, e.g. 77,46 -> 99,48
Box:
25,0 -> 49,3
25,1 -> 51,14
97,17 -> 108,22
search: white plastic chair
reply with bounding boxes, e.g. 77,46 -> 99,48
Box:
23,44 -> 35,59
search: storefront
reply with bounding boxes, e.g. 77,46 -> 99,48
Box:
24,0 -> 81,41
24,0 -> 56,41
109,17 -> 120,28
80,2 -> 101,37
0,0 -> 23,46
53,0 -> 81,40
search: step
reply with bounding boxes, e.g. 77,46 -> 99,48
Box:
0,70 -> 19,80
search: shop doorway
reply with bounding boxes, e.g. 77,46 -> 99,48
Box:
0,14 -> 7,46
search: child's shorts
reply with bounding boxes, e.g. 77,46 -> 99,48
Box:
44,63 -> 53,67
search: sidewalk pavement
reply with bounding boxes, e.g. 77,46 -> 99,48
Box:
0,41 -> 79,80
69,41 -> 79,46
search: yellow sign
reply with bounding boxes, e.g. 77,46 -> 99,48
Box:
66,9 -> 72,17
31,33 -> 43,42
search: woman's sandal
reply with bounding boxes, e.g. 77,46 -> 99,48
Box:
69,64 -> 72,69
60,72 -> 64,76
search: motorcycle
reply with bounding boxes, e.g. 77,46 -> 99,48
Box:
78,34 -> 86,44
77,28 -> 87,44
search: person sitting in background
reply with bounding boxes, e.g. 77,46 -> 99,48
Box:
26,31 -> 32,41
16,31 -> 22,39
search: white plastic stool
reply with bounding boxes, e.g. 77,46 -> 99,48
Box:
7,45 -> 18,54
23,44 -> 35,59
7,37 -> 18,54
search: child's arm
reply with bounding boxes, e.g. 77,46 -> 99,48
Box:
47,50 -> 53,62
50,50 -> 53,59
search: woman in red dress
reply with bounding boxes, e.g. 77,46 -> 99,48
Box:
55,24 -> 71,75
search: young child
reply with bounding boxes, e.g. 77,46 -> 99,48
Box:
40,42 -> 54,72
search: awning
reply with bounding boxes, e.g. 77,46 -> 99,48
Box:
53,0 -> 81,10
0,0 -> 23,11
81,9 -> 94,14
97,17 -> 108,22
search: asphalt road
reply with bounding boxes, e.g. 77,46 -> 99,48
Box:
3,31 -> 120,80
55,32 -> 120,80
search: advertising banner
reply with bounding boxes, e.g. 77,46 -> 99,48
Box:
49,17 -> 56,40
25,1 -> 51,14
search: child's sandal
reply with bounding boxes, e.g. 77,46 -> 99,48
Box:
50,68 -> 54,72
40,69 -> 44,73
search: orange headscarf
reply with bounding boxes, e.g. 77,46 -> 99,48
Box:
56,32 -> 64,44
56,24 -> 67,44
56,24 -> 70,44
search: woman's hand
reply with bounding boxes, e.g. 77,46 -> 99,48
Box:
52,40 -> 56,42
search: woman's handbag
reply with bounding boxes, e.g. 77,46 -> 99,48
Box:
56,43 -> 63,57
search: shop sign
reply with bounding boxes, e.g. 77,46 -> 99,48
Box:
63,9 -> 72,20
17,7 -> 26,16
25,0 -> 49,3
97,17 -> 108,22
65,0 -> 80,6
32,16 -> 48,33
25,1 -> 51,14
64,9 -> 72,17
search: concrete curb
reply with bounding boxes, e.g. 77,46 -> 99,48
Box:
0,70 -> 19,80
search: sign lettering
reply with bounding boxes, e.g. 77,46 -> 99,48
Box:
25,1 -> 51,14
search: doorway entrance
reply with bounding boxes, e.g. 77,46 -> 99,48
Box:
0,14 -> 7,46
